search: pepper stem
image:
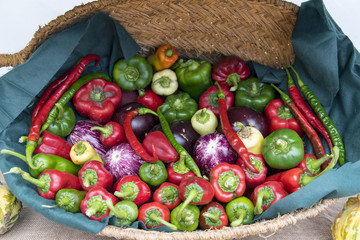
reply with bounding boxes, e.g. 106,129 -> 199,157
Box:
195,109 -> 210,124
226,73 -> 241,92
1,149 -> 27,163
74,141 -> 87,155
153,76 -> 171,88
202,212 -> 219,223
55,103 -> 64,120
284,66 -> 295,88
254,188 -> 273,215
5,167 -> 47,189
271,83 -> 291,103
106,199 -> 128,219
231,208 -> 246,226
149,213 -> 177,230
288,65 -> 304,87
274,138 -> 288,152
172,152 -> 190,174
176,189 -> 198,221
91,125 -> 113,139
26,141 -> 41,169
164,48 -> 174,57
306,153 -> 333,175
215,82 -> 225,99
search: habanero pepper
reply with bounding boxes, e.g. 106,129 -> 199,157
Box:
198,85 -> 234,118
138,202 -> 177,230
5,167 -> 82,200
170,203 -> 200,231
26,55 -> 100,169
136,89 -> 164,112
209,163 -> 246,203
142,131 -> 179,163
78,160 -> 114,191
1,149 -> 81,178
73,78 -> 123,124
148,44 -> 179,71
42,189 -> 86,213
80,186 -> 118,222
139,160 -> 168,187
113,175 -> 151,206
225,196 -> 254,226
236,154 -> 268,189
199,201 -> 228,230
167,152 -> 196,185
46,103 -> 76,137
91,121 -> 125,149
216,82 -> 259,174
106,199 -> 138,226
153,182 -> 181,210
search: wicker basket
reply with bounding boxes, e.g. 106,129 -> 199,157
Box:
0,0 -> 338,239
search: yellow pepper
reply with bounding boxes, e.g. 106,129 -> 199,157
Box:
70,141 -> 103,166
235,122 -> 264,155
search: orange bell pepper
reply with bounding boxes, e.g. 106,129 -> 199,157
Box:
148,44 -> 179,71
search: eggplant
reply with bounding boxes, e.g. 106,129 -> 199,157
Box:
119,90 -> 138,106
111,102 -> 157,142
151,119 -> 200,154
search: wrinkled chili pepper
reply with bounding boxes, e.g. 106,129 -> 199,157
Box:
199,201 -> 228,230
166,152 -> 196,185
91,121 -> 125,149
153,182 -> 181,210
78,160 -> 114,191
271,84 -> 325,158
80,186 -> 118,222
216,82 -> 259,174
136,89 -> 164,112
106,199 -> 138,226
26,55 -> 100,169
5,167 -> 82,200
138,202 -> 178,230
236,154 -> 268,189
113,175 -> 151,206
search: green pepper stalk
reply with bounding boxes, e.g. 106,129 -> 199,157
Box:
225,196 -> 254,226
106,199 -> 138,226
170,203 -> 200,231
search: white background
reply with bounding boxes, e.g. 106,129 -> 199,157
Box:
0,0 -> 359,75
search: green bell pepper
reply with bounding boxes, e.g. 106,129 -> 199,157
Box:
160,92 -> 198,122
106,199 -> 139,226
234,77 -> 275,113
225,196 -> 254,226
261,128 -> 305,169
170,203 -> 200,231
113,55 -> 153,91
54,189 -> 87,213
139,160 -> 168,187
47,103 -> 76,137
175,59 -> 213,101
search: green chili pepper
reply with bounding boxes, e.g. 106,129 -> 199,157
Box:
1,149 -> 81,178
139,160 -> 168,187
170,203 -> 200,231
225,196 -> 254,226
55,189 -> 86,213
106,199 -> 139,226
113,55 -> 153,91
46,104 -> 76,137
160,92 -> 198,122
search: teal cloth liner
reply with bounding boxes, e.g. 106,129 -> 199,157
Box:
0,0 -> 360,234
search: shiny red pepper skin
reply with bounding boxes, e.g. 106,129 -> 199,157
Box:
237,154 -> 268,189
33,130 -> 72,161
210,163 -> 246,203
142,131 -> 179,163
137,89 -> 164,112
73,79 -> 122,124
138,202 -> 174,229
198,85 -> 234,118
80,186 -> 118,222
199,201 -> 228,230
78,160 -> 114,191
166,161 -> 196,185
265,99 -> 304,137
91,121 -> 125,148
153,182 -> 181,210
178,177 -> 214,205
113,175 -> 151,206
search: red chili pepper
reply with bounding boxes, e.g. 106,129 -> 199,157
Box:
199,201 -> 228,230
78,160 -> 114,191
153,182 -> 181,210
138,202 -> 177,230
6,167 -> 82,200
90,121 -> 125,148
80,186 -> 118,222
33,130 -> 72,161
136,89 -> 164,112
123,109 -> 158,163
265,99 -> 304,137
166,152 -> 196,185
251,180 -> 289,215
211,56 -> 250,91
26,55 -> 100,169
113,175 -> 151,206
198,85 -> 234,118
286,66 -> 333,150
209,163 -> 246,203
73,78 -> 122,124
142,131 -> 178,163
216,82 -> 259,174
236,154 -> 268,189
271,84 -> 325,158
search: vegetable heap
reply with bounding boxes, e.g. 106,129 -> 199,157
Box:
1,45 -> 344,232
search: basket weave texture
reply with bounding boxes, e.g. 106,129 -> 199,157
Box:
0,0 -> 337,239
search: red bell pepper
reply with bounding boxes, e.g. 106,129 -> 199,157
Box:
113,175 -> 151,206
198,85 -> 234,118
251,180 -> 289,215
91,121 -> 125,148
153,182 -> 181,210
78,160 -> 114,191
80,186 -> 118,222
199,201 -> 228,230
297,152 -> 333,176
209,163 -> 246,203
138,202 -> 177,230
73,78 -> 122,124
136,89 -> 164,112
6,167 -> 82,200
32,130 -> 72,161
211,56 -> 250,91
264,99 -> 304,137
236,154 -> 268,189
166,152 -> 196,185
142,131 -> 178,163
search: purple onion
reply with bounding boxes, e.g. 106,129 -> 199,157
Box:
104,142 -> 145,180
193,133 -> 237,176
67,120 -> 108,159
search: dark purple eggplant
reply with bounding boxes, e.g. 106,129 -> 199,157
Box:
111,102 -> 157,142
151,119 -> 200,154
119,90 -> 138,106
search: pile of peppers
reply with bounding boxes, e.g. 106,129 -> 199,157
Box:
1,46 -> 344,232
